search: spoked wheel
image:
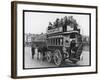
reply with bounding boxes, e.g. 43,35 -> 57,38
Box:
45,51 -> 52,62
53,49 -> 63,66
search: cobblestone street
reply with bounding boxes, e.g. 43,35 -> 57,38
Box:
24,46 -> 90,69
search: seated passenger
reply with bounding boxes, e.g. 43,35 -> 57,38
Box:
48,22 -> 52,30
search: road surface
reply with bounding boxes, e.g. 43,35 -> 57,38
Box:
24,46 -> 90,69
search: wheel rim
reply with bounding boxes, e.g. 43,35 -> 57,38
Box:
46,51 -> 52,62
53,50 -> 62,66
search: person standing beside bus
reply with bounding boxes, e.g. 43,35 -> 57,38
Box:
35,45 -> 40,60
31,45 -> 35,59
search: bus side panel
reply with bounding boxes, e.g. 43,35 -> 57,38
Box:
47,46 -> 63,54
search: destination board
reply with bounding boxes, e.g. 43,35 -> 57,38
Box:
47,27 -> 62,34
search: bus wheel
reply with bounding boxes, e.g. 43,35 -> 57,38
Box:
45,51 -> 52,63
53,49 -> 63,66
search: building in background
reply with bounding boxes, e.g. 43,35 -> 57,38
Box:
25,33 -> 34,46
25,33 -> 46,47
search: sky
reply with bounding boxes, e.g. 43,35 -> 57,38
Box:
24,11 -> 90,36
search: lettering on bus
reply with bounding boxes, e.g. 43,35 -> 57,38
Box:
47,27 -> 62,34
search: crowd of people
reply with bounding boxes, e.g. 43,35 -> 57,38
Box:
48,16 -> 78,31
31,45 -> 40,60
31,44 -> 46,61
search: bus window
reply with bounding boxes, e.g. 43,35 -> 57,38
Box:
57,38 -> 61,45
56,38 -> 58,45
60,38 -> 63,45
58,38 -> 60,45
54,38 -> 56,45
51,39 -> 52,45
53,38 -> 54,45
57,38 -> 60,45
52,39 -> 54,45
59,38 -> 62,45
52,38 -> 53,45
56,38 -> 57,45
51,38 -> 53,45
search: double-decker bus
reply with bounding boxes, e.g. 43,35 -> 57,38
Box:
41,24 -> 83,66
36,16 -> 83,66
